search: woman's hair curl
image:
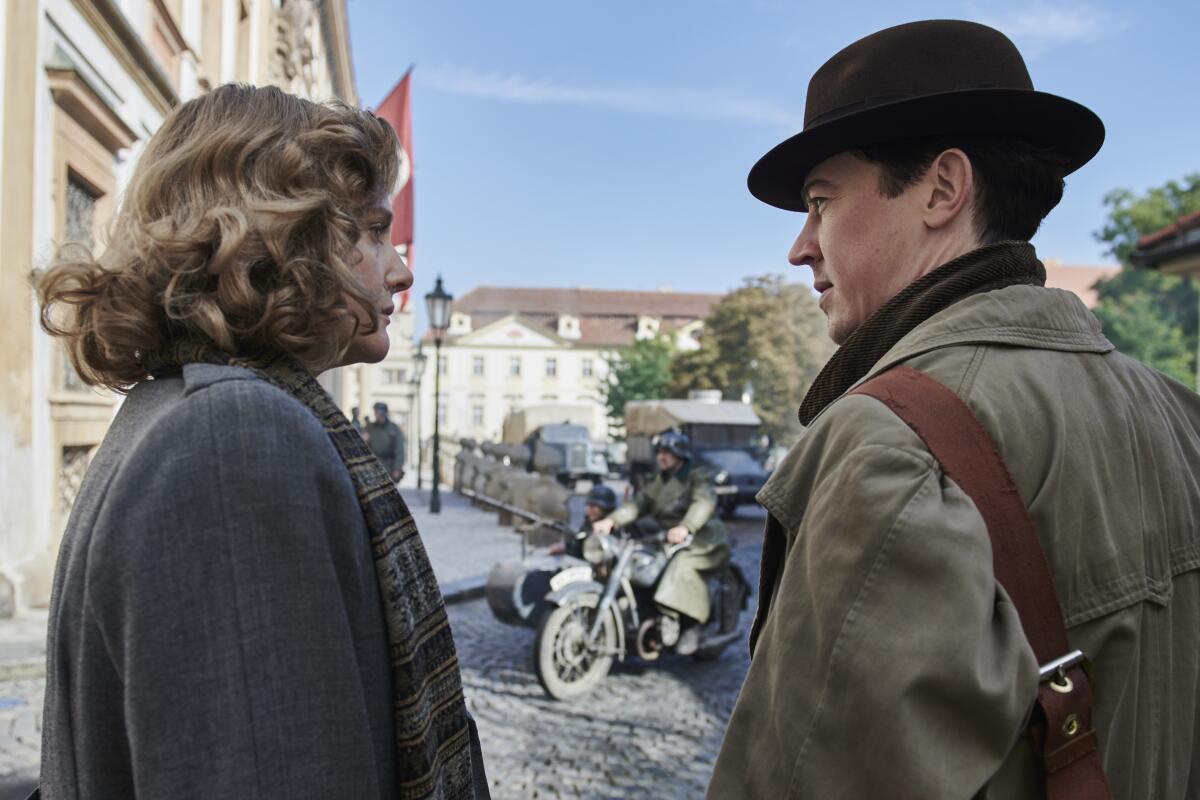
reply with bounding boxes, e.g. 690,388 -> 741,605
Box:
36,83 -> 400,391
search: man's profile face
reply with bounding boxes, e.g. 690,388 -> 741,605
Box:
584,503 -> 605,523
374,407 -> 387,423
656,450 -> 682,472
787,151 -> 925,344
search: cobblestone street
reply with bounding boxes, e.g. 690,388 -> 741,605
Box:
0,680 -> 42,799
457,518 -> 762,800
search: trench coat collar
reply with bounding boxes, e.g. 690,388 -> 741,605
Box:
759,284 -> 1113,535
807,284 -> 1113,431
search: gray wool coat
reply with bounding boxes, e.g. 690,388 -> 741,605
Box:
41,364 -> 486,799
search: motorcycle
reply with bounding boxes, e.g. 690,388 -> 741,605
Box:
529,525 -> 750,700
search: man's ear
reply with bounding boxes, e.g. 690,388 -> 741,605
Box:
923,148 -> 974,231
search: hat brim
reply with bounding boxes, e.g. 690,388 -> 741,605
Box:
748,88 -> 1104,212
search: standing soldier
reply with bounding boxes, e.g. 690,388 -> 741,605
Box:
366,401 -> 406,484
593,431 -> 729,654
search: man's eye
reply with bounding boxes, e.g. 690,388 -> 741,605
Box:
808,197 -> 826,213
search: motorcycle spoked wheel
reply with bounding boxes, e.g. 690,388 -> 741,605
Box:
534,595 -> 617,700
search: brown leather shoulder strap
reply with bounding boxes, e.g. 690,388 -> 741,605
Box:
850,365 -> 1112,800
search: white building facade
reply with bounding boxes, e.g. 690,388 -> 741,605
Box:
0,0 -> 357,613
414,287 -> 721,473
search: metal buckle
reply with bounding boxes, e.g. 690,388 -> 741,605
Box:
1039,649 -> 1086,694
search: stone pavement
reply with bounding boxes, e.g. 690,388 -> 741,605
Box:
453,516 -> 763,800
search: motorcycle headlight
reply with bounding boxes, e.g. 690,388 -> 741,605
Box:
582,532 -> 612,565
715,470 -> 730,484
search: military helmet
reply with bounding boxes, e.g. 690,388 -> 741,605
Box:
584,484 -> 618,513
653,430 -> 692,461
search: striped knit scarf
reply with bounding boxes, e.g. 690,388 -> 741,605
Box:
798,240 -> 1047,425
150,349 -> 476,799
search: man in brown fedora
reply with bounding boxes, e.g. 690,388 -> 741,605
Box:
708,19 -> 1200,800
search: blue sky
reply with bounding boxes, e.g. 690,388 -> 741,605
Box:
347,0 -> 1198,324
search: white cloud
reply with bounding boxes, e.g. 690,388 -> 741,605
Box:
420,66 -> 804,131
972,3 -> 1130,57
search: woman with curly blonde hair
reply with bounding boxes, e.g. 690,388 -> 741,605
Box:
36,84 -> 488,800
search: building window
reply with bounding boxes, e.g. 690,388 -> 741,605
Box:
509,356 -> 521,377
438,355 -> 448,376
65,173 -> 98,249
383,368 -> 407,384
472,356 -> 485,376
60,176 -> 102,393
59,445 -> 92,517
472,404 -> 484,427
545,357 -> 557,378
582,358 -> 594,378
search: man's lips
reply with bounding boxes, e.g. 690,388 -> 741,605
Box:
814,281 -> 833,295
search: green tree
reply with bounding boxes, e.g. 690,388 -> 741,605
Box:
1091,173 -> 1200,385
669,275 -> 834,445
602,336 -> 675,435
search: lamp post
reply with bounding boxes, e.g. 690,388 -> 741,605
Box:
410,343 -> 427,490
425,275 -> 453,513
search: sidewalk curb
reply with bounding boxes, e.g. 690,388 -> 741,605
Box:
440,575 -> 487,606
0,660 -> 44,682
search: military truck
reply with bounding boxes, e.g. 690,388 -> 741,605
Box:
502,404 -> 609,488
623,392 -> 768,516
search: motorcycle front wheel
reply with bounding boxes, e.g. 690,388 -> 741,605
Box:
534,595 -> 617,700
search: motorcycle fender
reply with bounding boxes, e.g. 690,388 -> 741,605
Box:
544,581 -> 606,608
544,582 -> 628,659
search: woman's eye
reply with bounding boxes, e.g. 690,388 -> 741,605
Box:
369,225 -> 387,241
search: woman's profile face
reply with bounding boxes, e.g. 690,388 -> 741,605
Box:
339,198 -> 413,366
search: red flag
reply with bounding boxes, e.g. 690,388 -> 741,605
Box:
374,70 -> 414,308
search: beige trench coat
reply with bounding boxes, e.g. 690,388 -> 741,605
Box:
708,284 -> 1200,799
609,462 -> 730,621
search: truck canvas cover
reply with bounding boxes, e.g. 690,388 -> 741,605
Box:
502,404 -> 597,443
623,399 -> 762,436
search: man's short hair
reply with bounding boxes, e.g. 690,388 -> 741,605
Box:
856,136 -> 1072,243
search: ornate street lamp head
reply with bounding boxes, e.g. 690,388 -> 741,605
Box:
425,275 -> 453,340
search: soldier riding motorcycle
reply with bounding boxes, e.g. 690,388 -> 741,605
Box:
530,432 -> 750,699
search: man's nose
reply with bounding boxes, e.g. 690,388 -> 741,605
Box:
387,248 -> 414,294
788,217 -> 821,267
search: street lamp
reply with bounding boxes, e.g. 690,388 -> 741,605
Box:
410,343 -> 427,490
425,275 -> 453,513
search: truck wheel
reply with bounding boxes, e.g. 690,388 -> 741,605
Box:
534,595 -> 616,700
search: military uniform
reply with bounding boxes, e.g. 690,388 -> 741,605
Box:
609,463 -> 729,623
365,419 -> 405,476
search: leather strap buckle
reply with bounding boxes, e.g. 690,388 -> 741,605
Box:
1039,649 -> 1086,693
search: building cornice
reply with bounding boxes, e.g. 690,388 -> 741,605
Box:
70,0 -> 178,116
46,64 -> 138,153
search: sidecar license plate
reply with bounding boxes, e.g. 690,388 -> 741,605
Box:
550,567 -> 592,592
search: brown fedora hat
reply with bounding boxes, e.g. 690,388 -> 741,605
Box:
748,19 -> 1105,211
